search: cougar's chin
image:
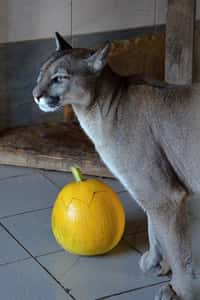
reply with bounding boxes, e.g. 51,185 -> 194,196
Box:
39,103 -> 59,112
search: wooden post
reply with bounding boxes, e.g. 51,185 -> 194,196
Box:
63,104 -> 74,122
165,0 -> 195,85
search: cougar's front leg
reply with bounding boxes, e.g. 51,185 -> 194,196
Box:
148,195 -> 199,300
140,214 -> 170,276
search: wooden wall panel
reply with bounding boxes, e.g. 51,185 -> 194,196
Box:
165,0 -> 195,85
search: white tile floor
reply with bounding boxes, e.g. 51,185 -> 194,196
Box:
0,164 -> 199,300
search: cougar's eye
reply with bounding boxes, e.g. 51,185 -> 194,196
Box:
52,75 -> 69,83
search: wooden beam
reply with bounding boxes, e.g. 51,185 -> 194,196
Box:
165,0 -> 195,85
0,123 -> 113,178
63,104 -> 75,122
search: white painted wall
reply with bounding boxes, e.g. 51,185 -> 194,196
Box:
72,0 -> 155,35
0,0 -> 199,43
0,0 -> 71,43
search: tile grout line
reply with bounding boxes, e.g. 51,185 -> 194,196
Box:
0,172 -> 36,183
0,221 -> 77,300
41,170 -> 127,194
0,249 -> 67,268
35,249 -> 64,258
0,205 -> 53,220
122,237 -> 142,255
96,279 -> 170,300
123,230 -> 149,254
0,256 -> 31,268
39,171 -> 63,189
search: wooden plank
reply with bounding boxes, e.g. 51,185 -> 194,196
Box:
0,123 -> 113,178
165,0 -> 195,85
63,105 -> 74,122
109,32 -> 165,79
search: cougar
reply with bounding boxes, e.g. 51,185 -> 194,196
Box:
33,32 -> 200,300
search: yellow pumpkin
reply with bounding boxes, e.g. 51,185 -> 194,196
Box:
51,167 -> 125,256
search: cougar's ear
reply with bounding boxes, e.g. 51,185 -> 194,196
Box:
55,32 -> 72,51
86,41 -> 111,73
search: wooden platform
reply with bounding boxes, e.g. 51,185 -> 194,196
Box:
0,122 -> 113,177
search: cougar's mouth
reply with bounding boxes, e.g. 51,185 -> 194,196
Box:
36,96 -> 60,112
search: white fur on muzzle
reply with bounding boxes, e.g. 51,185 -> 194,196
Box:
34,97 -> 59,112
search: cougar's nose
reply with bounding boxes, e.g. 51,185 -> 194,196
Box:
32,87 -> 42,103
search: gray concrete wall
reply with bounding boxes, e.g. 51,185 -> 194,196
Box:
0,38 -> 65,129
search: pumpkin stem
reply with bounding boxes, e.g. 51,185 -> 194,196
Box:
71,166 -> 84,182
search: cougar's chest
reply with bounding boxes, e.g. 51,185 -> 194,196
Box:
74,104 -> 114,148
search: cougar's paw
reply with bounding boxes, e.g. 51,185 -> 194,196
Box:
139,251 -> 170,276
155,285 -> 180,300
171,273 -> 200,300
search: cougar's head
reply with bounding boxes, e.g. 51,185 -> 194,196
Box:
32,32 -> 111,112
